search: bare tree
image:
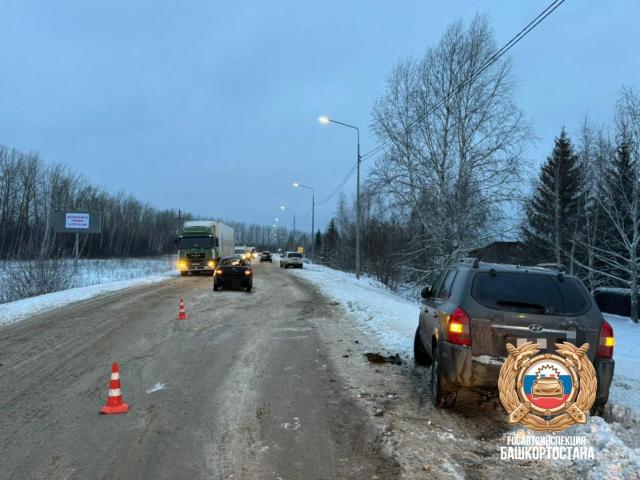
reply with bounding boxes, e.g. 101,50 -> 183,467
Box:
370,15 -> 530,282
595,88 -> 640,321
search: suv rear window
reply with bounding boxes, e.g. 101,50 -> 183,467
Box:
288,253 -> 302,258
471,272 -> 591,315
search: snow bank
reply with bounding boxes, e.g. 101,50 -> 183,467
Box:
0,271 -> 176,327
602,313 -> 640,414
289,262 -> 418,357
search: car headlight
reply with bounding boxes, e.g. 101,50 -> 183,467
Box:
244,270 -> 252,276
215,268 -> 223,275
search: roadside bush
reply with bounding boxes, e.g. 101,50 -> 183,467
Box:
3,258 -> 76,302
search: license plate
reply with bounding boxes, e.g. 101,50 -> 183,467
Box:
516,337 -> 547,349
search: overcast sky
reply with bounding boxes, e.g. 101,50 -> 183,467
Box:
1,1 -> 639,233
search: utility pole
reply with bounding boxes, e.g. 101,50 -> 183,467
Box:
293,182 -> 315,262
356,130 -> 361,279
318,116 -> 362,278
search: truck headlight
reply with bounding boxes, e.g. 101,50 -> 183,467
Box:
207,260 -> 215,268
178,260 -> 187,270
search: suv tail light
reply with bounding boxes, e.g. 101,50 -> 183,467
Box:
448,307 -> 471,347
597,320 -> 614,359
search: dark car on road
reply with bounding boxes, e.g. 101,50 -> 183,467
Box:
414,258 -> 615,411
260,251 -> 272,263
213,255 -> 253,292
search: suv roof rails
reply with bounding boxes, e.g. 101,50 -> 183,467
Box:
534,263 -> 567,273
459,257 -> 479,269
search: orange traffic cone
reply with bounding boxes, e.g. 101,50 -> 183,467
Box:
178,298 -> 188,320
100,362 -> 129,414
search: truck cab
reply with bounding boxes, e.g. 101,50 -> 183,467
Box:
176,221 -> 234,276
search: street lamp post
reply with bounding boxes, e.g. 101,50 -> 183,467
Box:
280,205 -> 295,250
293,182 -> 315,263
318,115 -> 362,279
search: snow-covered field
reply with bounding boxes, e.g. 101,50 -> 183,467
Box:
290,262 -> 640,415
0,257 -> 177,326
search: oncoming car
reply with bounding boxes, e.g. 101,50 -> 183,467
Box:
413,258 -> 614,412
213,255 -> 253,292
279,252 -> 303,268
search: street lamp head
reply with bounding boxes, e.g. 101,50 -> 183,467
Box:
280,205 -> 286,210
293,182 -> 300,188
318,115 -> 330,125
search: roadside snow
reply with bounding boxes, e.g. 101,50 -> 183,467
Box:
289,262 -> 418,357
0,271 -> 176,326
0,256 -> 176,304
603,313 -> 640,415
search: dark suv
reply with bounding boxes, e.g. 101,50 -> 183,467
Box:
414,258 -> 615,410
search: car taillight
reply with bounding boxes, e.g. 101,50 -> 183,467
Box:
244,270 -> 252,276
215,268 -> 223,275
597,320 -> 614,359
448,307 -> 471,347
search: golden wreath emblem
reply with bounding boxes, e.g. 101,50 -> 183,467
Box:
498,341 -> 597,432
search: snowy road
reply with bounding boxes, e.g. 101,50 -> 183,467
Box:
0,263 -> 398,479
1,261 -> 638,479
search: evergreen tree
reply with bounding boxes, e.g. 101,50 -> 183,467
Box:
314,230 -> 323,257
604,140 -> 636,218
523,128 -> 584,267
320,219 -> 340,267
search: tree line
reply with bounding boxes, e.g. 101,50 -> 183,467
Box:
0,146 -> 290,260
312,15 -> 640,321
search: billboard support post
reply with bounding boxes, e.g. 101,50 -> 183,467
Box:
53,211 -> 102,259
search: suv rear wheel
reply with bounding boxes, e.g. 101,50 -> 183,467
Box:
430,345 -> 457,409
413,326 -> 432,366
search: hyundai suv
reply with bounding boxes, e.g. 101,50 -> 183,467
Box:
413,258 -> 615,411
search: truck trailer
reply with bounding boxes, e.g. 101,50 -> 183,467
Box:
176,221 -> 234,276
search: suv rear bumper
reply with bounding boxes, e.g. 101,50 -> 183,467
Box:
438,342 -> 615,404
439,342 -> 500,389
594,358 -> 614,406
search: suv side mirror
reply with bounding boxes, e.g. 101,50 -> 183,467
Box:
421,286 -> 432,299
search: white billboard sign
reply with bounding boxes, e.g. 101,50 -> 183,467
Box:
65,212 -> 90,230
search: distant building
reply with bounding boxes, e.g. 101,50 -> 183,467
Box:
468,241 -> 530,265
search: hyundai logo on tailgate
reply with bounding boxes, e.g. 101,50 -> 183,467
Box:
528,323 -> 544,333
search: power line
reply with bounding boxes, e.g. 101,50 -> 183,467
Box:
360,0 -> 566,161
316,163 -> 357,206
